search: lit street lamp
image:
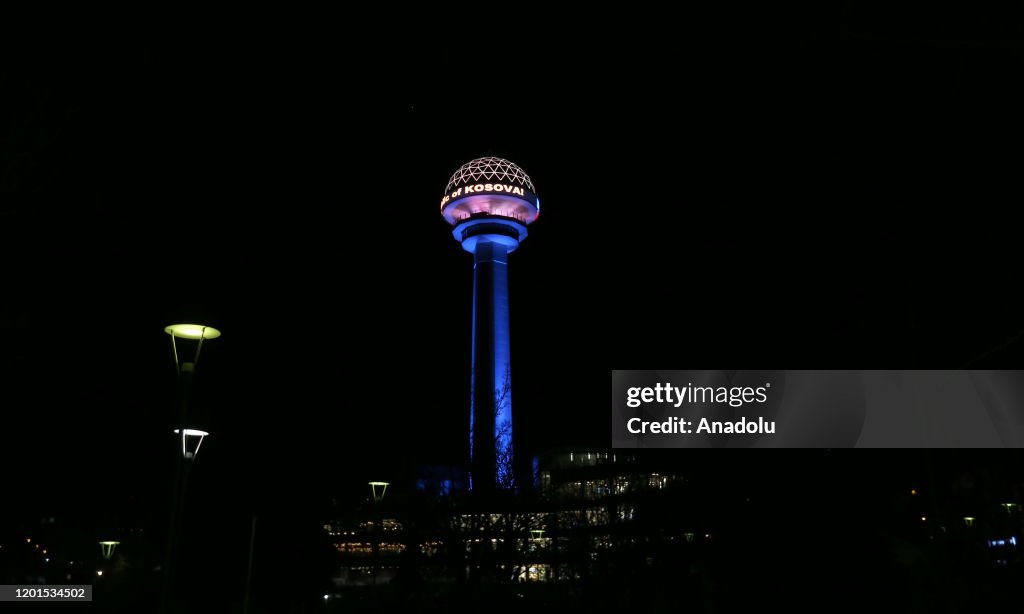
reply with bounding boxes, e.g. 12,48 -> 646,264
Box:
165,324 -> 221,373
369,482 -> 389,503
161,323 -> 221,613
172,428 -> 209,461
99,541 -> 120,560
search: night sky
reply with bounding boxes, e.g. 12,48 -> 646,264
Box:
3,5 -> 1024,600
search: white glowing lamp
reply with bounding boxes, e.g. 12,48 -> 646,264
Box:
173,428 -> 209,460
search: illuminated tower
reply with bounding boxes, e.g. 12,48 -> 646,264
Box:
441,157 -> 539,491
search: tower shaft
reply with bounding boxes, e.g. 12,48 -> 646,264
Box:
470,239 -> 514,491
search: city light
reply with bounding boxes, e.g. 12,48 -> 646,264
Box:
96,570 -> 103,577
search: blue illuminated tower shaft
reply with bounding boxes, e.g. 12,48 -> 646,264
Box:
470,239 -> 514,491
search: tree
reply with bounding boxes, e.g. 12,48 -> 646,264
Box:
494,366 -> 516,490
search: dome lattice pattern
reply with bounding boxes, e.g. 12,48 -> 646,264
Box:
445,157 -> 535,194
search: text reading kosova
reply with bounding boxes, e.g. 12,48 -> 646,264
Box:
625,383 -> 776,435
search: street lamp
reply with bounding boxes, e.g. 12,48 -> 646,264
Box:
99,541 -> 120,560
172,428 -> 209,460
369,482 -> 389,503
963,517 -> 975,528
161,323 -> 220,614
165,324 -> 221,374
164,324 -> 219,460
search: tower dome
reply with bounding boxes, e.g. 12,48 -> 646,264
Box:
440,156 -> 539,225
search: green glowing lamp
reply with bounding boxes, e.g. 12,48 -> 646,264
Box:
963,517 -> 975,528
1002,503 -> 1018,514
165,324 -> 221,373
99,541 -> 120,560
369,482 -> 389,503
530,529 -> 545,540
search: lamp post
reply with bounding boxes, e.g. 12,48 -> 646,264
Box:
160,323 -> 220,613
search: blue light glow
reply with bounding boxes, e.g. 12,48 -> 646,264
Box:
468,234 -> 517,490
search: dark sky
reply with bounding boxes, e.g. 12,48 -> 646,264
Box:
2,6 -> 1024,552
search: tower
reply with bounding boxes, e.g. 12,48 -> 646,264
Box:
441,157 -> 540,492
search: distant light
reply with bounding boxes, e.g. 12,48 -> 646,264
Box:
920,516 -> 927,522
164,324 -> 222,340
964,517 -> 975,528
42,549 -> 47,554
323,594 -> 329,600
910,489 -> 917,496
45,557 -> 50,563
35,545 -> 40,549
26,538 -> 31,543
1012,536 -> 1018,546
96,570 -> 103,577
